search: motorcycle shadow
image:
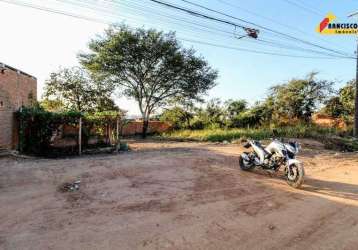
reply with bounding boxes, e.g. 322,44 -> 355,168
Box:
246,168 -> 358,201
246,168 -> 285,179
301,178 -> 358,201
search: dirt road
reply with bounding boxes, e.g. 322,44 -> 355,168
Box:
0,139 -> 357,250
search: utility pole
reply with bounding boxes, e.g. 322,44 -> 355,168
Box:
348,11 -> 358,137
355,40 -> 358,137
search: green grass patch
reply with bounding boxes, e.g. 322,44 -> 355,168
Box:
158,125 -> 358,152
159,125 -> 345,142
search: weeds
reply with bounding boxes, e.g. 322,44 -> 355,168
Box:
158,125 -> 358,151
160,125 -> 350,142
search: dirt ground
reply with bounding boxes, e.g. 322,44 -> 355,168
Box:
0,139 -> 357,250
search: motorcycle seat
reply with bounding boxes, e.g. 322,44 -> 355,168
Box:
253,141 -> 271,156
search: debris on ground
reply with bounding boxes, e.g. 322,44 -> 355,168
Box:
119,142 -> 129,151
58,180 -> 81,192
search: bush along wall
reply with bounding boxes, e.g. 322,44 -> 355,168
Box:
16,106 -> 82,156
17,107 -> 123,156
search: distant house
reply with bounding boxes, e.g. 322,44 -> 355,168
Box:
0,63 -> 37,149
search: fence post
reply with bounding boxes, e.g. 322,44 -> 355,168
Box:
78,117 -> 82,156
116,117 -> 119,152
18,110 -> 23,153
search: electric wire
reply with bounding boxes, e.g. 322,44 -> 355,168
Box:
281,0 -> 324,17
215,0 -> 345,50
173,0 -> 354,57
58,0 -> 354,58
0,0 -> 354,60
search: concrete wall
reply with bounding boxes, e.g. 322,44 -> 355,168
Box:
0,64 -> 37,149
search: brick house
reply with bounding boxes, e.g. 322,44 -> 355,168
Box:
0,63 -> 37,149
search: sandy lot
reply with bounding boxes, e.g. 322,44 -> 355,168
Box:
0,139 -> 357,250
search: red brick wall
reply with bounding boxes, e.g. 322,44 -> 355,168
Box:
121,121 -> 171,135
61,121 -> 171,137
0,66 -> 37,149
312,114 -> 347,129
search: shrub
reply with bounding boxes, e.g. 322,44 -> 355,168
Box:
159,107 -> 193,130
160,124 -> 339,142
228,112 -> 260,128
16,107 -> 122,156
17,106 -> 81,155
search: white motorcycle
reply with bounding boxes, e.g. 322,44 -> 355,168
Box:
239,139 -> 304,188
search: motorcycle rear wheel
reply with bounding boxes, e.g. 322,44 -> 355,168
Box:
286,163 -> 304,188
239,153 -> 255,171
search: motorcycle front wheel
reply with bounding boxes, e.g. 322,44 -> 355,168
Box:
239,153 -> 255,171
286,163 -> 304,188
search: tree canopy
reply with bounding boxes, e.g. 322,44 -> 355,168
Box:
269,72 -> 333,123
160,106 -> 193,130
323,80 -> 355,120
159,73 -> 342,130
225,99 -> 248,120
79,25 -> 218,137
42,67 -> 118,112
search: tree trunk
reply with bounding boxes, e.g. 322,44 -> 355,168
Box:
142,118 -> 149,138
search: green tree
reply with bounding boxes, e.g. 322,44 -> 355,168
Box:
323,80 -> 355,119
269,72 -> 333,123
187,98 -> 225,129
224,99 -> 248,127
43,67 -> 117,112
79,25 -> 217,137
40,98 -> 65,112
252,98 -> 275,125
225,99 -> 247,119
160,106 -> 193,129
228,100 -> 272,128
339,80 -> 355,116
205,98 -> 226,128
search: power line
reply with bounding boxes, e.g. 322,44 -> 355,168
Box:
0,0 -> 110,24
215,0 -> 346,50
48,0 -> 352,58
179,0 -> 353,57
60,0 -> 256,41
110,0 -> 354,58
256,39 -> 353,58
66,0 -> 339,57
0,0 -> 354,60
179,38 -> 353,59
59,0 -> 354,58
294,0 -> 326,14
281,0 -> 323,17
56,0 -> 324,56
173,0 -> 354,57
59,0 -> 237,38
148,0 -> 259,37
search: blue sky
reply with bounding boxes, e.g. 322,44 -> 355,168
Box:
0,0 -> 357,115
